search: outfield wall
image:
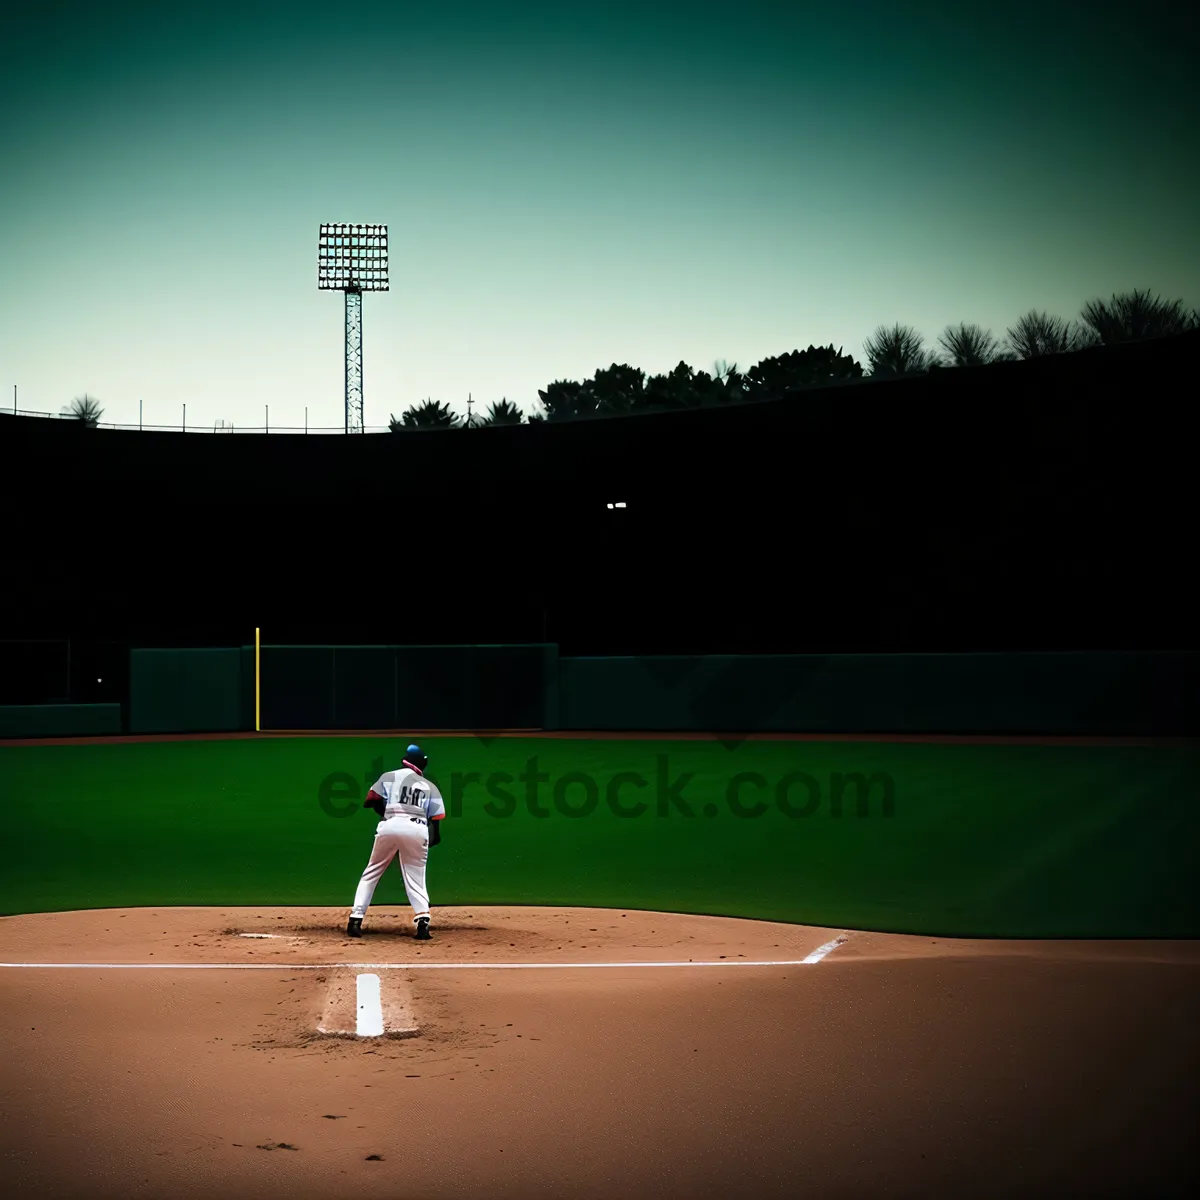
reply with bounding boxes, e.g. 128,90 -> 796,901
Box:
0,704 -> 121,738
557,652 -> 1199,735
110,646 -> 1199,738
128,648 -> 253,734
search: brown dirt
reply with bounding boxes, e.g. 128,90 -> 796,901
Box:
1,906 -> 1197,1198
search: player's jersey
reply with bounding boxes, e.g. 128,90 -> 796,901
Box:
369,768 -> 446,822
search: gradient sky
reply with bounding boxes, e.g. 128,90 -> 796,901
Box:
2,1 -> 1197,431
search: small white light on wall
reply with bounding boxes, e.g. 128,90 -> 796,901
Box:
615,502 -> 626,508
606,503 -> 614,509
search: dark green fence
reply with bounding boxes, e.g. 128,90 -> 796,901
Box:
0,704 -> 121,738
557,652 -> 1198,736
129,647 -> 254,734
258,644 -> 559,731
116,646 -> 1197,738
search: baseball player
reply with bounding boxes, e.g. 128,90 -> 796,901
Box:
346,743 -> 445,940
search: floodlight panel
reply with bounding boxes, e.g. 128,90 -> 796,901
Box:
318,222 -> 389,291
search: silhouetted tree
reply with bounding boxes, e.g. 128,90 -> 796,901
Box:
1078,289 -> 1199,345
62,394 -> 103,426
534,379 -> 596,421
390,399 -> 459,429
584,363 -> 646,415
689,366 -> 736,407
483,286 -> 1193,429
638,361 -> 712,411
1004,311 -> 1094,359
936,323 -> 1013,367
863,325 -> 936,378
745,345 -> 864,399
483,398 -> 524,425
712,360 -> 749,403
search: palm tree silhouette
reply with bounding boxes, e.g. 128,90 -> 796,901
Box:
389,399 -> 459,429
1078,289 -> 1199,345
937,323 -> 1012,366
864,325 -> 936,378
483,398 -> 524,425
1004,311 -> 1094,359
62,394 -> 103,426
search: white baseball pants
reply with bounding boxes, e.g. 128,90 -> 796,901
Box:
350,816 -> 431,924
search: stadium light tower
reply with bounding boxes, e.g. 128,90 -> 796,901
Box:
318,222 -> 388,433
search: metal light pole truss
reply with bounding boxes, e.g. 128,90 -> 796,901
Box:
318,222 -> 388,434
344,291 -> 363,433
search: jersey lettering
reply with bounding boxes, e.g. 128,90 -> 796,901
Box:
371,769 -> 445,822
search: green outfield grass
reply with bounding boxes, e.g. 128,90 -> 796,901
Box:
1,735 -> 1197,936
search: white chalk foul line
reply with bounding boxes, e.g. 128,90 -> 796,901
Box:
802,935 -> 849,964
0,957 -> 843,971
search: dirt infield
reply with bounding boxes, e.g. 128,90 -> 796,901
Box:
1,906 -> 1197,1198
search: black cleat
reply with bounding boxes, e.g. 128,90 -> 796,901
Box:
346,917 -> 363,938
415,917 -> 431,941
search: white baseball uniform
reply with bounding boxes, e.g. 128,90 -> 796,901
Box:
350,767 -> 447,925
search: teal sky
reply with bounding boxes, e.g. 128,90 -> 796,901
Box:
2,1 -> 1197,430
